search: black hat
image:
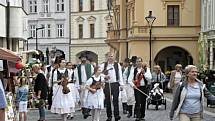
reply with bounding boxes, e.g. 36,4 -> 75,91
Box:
131,56 -> 137,63
124,58 -> 130,63
79,53 -> 88,59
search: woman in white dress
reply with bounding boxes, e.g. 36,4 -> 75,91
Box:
51,60 -> 75,121
85,66 -> 105,121
65,62 -> 80,119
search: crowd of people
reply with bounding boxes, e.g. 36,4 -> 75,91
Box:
0,51 -> 215,121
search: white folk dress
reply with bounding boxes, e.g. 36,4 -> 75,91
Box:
85,75 -> 105,109
51,68 -> 75,114
67,69 -> 80,103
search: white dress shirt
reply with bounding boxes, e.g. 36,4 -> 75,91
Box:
100,62 -> 124,86
128,67 -> 152,87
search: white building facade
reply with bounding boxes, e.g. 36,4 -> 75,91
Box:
201,0 -> 215,69
70,0 -> 112,64
0,0 -> 28,52
24,0 -> 70,61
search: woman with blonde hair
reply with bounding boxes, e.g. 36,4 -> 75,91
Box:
169,64 -> 183,94
170,65 -> 215,121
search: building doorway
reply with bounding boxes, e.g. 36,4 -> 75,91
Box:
154,46 -> 193,72
76,51 -> 98,64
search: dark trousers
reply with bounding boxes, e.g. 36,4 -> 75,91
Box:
47,88 -> 52,110
134,86 -> 147,119
104,82 -> 120,118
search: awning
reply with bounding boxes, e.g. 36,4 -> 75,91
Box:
0,48 -> 20,63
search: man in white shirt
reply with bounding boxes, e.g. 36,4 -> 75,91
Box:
100,52 -> 124,121
128,57 -> 152,121
75,53 -> 94,119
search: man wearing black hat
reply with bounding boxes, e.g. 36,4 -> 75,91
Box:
122,56 -> 137,118
75,53 -> 94,119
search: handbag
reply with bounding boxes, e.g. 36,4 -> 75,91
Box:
34,99 -> 45,108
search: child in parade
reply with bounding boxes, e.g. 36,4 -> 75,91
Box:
16,77 -> 29,121
85,66 -> 105,121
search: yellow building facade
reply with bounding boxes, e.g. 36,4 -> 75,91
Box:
106,0 -> 200,70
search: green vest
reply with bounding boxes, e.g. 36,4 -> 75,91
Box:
77,64 -> 92,85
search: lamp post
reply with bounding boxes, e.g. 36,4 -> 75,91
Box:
36,27 -> 45,50
26,37 -> 33,51
145,11 -> 156,69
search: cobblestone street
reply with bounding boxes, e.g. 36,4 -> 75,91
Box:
28,93 -> 215,121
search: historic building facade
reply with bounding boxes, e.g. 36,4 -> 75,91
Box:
201,0 -> 215,69
0,0 -> 28,52
70,0 -> 111,64
24,0 -> 70,61
106,0 -> 201,71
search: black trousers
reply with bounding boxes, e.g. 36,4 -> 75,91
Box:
134,86 -> 147,119
104,82 -> 120,118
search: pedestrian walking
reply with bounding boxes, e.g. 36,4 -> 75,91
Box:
85,66 -> 105,121
100,52 -> 124,121
122,56 -> 137,118
75,53 -> 94,118
128,57 -> 152,121
170,65 -> 215,121
32,64 -> 48,121
169,64 -> 183,94
16,77 -> 29,121
151,65 -> 166,89
65,62 -> 80,119
51,59 -> 75,121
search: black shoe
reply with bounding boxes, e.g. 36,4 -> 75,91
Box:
115,116 -> 121,121
106,117 -> 112,121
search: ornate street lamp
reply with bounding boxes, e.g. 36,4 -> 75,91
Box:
145,11 -> 156,69
36,27 -> 45,50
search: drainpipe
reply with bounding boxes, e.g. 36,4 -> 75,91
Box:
125,0 -> 128,58
6,1 -> 10,49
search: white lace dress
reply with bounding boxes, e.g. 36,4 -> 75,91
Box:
51,68 -> 75,114
85,75 -> 105,109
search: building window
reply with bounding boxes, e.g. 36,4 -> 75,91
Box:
90,24 -> 95,38
79,0 -> 83,12
56,0 -> 64,12
47,24 -> 51,37
167,5 -> 179,26
30,25 -> 36,37
57,24 -> 64,37
29,0 -> 37,13
79,24 -> 83,38
43,0 -> 49,13
90,0 -> 94,11
0,39 -> 3,47
41,24 -> 45,38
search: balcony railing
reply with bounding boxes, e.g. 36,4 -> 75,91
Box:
107,30 -> 120,40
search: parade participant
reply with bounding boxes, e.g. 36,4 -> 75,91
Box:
51,59 -> 75,121
170,65 -> 215,121
32,64 -> 48,121
100,52 -> 124,121
16,77 -> 29,121
128,57 -> 152,121
119,58 -> 130,114
0,72 -> 7,121
123,56 -> 137,118
169,64 -> 183,94
151,65 -> 166,89
65,62 -> 79,119
85,66 -> 105,121
45,58 -> 55,110
75,53 -> 94,118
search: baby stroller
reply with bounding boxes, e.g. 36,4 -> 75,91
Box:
147,82 -> 166,110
